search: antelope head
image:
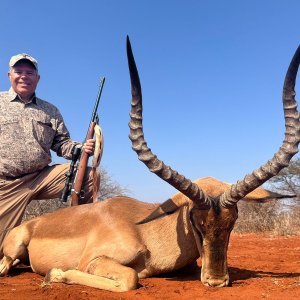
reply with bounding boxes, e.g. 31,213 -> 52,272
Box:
127,37 -> 300,287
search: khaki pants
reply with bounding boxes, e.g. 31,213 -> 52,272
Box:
0,163 -> 94,257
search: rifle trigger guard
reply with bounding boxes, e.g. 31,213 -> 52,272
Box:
80,190 -> 85,200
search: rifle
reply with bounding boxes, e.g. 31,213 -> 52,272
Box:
60,77 -> 105,205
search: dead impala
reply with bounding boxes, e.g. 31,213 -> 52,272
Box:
0,38 -> 299,292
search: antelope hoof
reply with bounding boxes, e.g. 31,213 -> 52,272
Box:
0,256 -> 14,276
44,268 -> 65,283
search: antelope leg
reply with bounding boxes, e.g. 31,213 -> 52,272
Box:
45,256 -> 139,292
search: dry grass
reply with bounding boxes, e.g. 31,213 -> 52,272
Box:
234,199 -> 300,236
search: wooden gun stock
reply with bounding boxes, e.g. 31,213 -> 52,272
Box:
71,124 -> 96,205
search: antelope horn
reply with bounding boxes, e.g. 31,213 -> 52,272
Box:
220,45 -> 300,207
127,36 -> 210,208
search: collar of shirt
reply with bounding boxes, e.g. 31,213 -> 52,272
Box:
8,87 -> 37,105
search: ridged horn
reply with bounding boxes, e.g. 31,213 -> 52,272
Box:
220,45 -> 300,207
127,36 -> 210,208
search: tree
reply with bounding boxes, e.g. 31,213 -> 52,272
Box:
232,157 -> 300,235
22,167 -> 130,221
98,168 -> 130,200
267,157 -> 300,203
234,199 -> 300,235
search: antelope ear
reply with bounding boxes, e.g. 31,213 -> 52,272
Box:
242,187 -> 295,202
136,196 -> 191,224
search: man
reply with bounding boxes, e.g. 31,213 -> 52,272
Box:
0,53 -> 96,257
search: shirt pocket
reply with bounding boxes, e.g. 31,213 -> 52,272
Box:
32,119 -> 56,151
0,117 -> 24,140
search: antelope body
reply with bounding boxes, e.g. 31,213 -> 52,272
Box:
0,39 -> 299,292
0,177 -> 281,291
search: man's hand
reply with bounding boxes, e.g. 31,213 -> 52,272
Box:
83,139 -> 95,155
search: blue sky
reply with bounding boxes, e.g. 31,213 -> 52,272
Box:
0,1 -> 299,202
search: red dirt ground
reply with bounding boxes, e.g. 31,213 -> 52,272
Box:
0,234 -> 299,300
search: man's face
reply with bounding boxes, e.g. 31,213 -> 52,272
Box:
8,61 -> 40,101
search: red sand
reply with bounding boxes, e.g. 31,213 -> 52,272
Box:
0,234 -> 299,300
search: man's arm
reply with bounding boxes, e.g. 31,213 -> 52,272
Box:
51,109 -> 81,159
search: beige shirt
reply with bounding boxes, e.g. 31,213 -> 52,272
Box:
0,89 -> 80,177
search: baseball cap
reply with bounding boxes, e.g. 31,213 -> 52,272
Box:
9,53 -> 38,70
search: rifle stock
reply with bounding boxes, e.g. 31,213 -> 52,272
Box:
71,124 -> 95,205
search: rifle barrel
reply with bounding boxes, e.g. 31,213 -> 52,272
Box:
91,77 -> 105,123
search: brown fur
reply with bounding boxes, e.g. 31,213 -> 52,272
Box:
0,177 -> 280,291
